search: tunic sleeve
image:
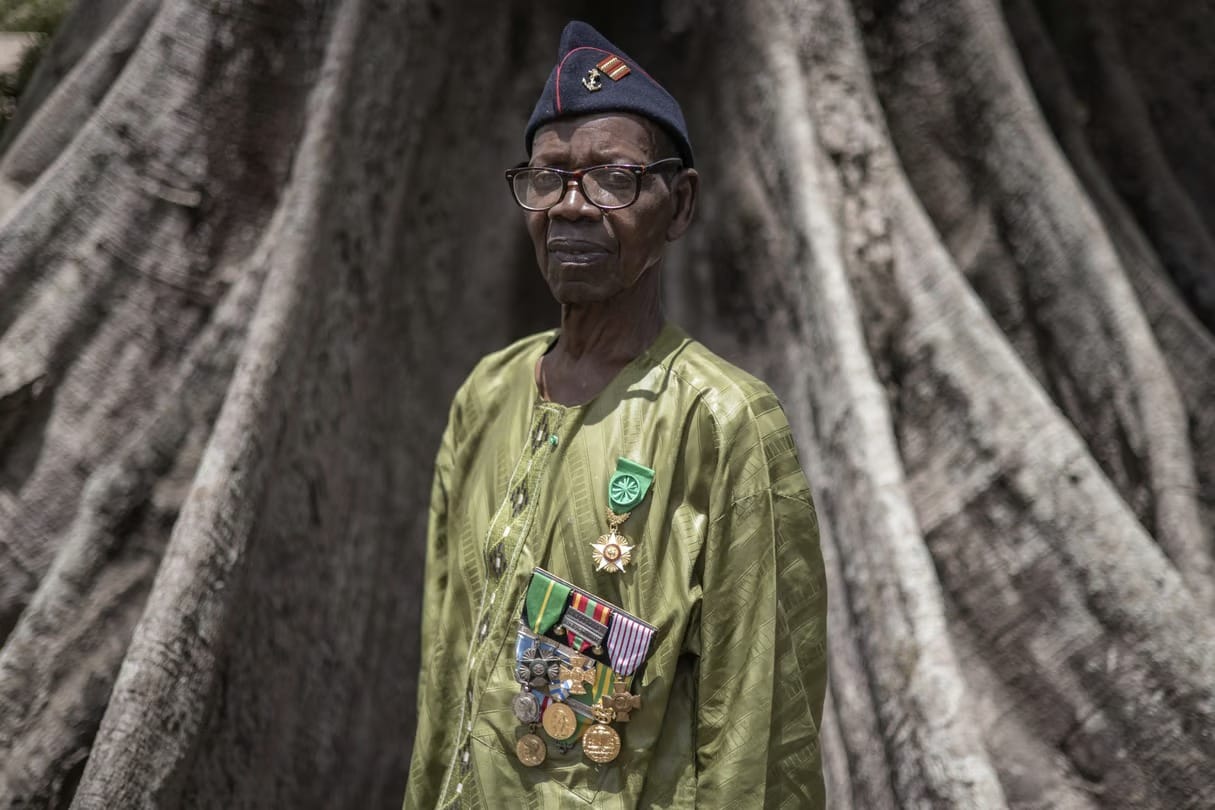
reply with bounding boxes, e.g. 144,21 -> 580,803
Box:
694,401 -> 829,809
403,397 -> 460,809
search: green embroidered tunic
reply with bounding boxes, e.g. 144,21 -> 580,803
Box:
404,323 -> 828,809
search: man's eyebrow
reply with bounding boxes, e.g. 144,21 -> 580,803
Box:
586,143 -> 648,163
531,151 -> 648,167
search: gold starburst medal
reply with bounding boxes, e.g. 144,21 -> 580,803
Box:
592,509 -> 634,573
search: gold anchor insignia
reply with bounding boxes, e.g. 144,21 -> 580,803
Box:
560,654 -> 597,695
582,67 -> 603,92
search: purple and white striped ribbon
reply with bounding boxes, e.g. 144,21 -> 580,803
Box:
605,613 -> 654,677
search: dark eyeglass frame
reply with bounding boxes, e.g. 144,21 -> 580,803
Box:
504,158 -> 684,211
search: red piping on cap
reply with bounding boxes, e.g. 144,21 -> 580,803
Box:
552,46 -> 669,117
554,46 -> 611,113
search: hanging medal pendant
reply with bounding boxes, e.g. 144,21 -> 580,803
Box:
541,701 -> 578,741
591,509 -> 634,574
606,677 -> 641,721
583,700 -> 622,764
516,724 -> 547,767
512,686 -> 541,724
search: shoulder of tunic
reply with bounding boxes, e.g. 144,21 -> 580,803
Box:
662,334 -> 787,440
661,333 -> 808,504
451,329 -> 557,409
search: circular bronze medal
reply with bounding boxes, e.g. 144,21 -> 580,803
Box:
516,732 -> 547,767
582,722 -> 621,763
512,691 -> 540,724
541,702 -> 578,740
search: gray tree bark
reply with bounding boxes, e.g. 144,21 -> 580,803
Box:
0,0 -> 1210,808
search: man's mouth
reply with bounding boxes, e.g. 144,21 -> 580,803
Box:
547,238 -> 611,263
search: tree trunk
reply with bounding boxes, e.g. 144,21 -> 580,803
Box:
0,0 -> 1210,807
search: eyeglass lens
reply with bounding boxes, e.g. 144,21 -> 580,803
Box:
512,167 -> 638,210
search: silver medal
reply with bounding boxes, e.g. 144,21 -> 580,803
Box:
512,690 -> 541,724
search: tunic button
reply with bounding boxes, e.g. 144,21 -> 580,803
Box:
532,414 -> 550,449
489,542 -> 506,578
511,483 -> 528,516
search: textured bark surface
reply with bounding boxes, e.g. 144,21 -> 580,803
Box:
0,0 -> 1210,808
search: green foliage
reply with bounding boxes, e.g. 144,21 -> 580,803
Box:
1,34 -> 45,123
0,0 -> 70,136
0,0 -> 71,33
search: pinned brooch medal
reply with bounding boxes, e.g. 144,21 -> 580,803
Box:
591,458 -> 654,574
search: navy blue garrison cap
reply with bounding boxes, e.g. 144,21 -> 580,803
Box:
525,21 -> 694,168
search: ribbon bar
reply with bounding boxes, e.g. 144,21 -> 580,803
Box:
565,590 -> 611,652
605,612 -> 655,677
525,569 -> 571,635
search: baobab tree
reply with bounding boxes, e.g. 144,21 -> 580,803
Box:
0,0 -> 1211,807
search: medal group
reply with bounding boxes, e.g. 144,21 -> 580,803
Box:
513,568 -> 656,767
509,457 -> 658,769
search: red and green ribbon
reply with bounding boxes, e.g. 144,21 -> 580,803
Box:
564,590 -> 612,652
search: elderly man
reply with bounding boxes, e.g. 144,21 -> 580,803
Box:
404,21 -> 827,810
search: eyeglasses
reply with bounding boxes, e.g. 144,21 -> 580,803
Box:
505,158 -> 683,211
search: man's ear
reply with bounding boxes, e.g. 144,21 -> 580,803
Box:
666,168 -> 699,242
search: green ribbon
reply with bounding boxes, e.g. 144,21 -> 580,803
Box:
570,660 -> 619,734
608,457 -> 654,514
525,569 -> 571,635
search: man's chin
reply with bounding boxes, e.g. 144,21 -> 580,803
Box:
550,287 -> 612,306
544,264 -> 619,303
546,279 -> 621,306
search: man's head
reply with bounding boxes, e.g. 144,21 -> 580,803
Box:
512,22 -> 699,305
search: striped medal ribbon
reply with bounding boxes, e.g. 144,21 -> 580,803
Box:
525,569 -> 571,635
564,591 -> 612,653
605,612 -> 655,678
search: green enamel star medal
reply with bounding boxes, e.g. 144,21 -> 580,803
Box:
591,458 -> 654,574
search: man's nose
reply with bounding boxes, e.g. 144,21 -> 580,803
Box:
548,179 -> 601,220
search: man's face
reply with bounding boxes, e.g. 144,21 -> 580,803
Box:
525,113 -> 679,305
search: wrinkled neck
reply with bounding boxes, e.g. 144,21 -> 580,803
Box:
540,268 -> 663,405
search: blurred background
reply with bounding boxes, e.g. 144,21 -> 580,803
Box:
0,0 -> 1212,807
